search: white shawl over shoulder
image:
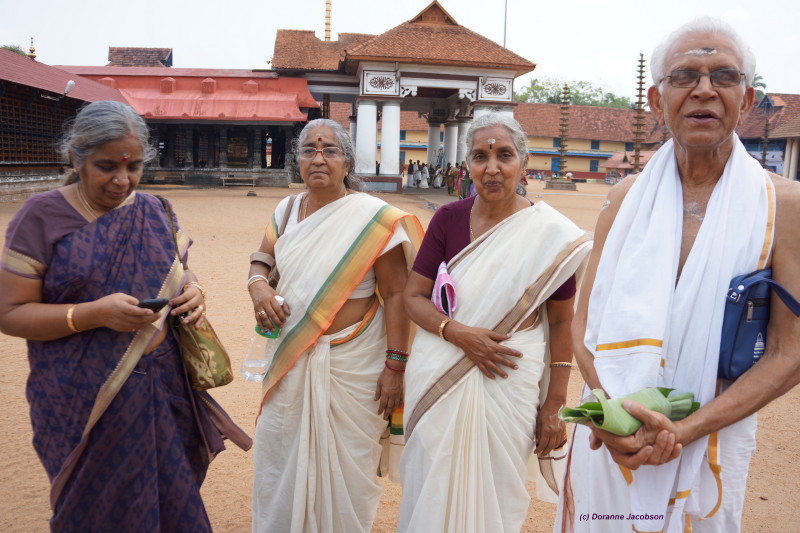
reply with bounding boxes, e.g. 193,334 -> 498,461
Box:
584,135 -> 774,531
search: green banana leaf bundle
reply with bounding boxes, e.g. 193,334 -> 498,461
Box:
559,387 -> 700,436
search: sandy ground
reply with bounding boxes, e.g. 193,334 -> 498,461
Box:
0,180 -> 797,532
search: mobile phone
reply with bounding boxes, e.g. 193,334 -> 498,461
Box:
137,298 -> 169,311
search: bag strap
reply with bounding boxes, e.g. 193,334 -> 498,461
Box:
266,195 -> 296,288
278,195 -> 296,237
761,279 -> 800,316
157,195 -> 181,259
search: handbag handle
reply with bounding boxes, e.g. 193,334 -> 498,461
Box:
758,279 -> 800,316
728,269 -> 800,317
279,195 -> 296,236
266,195 -> 296,288
156,196 -> 181,260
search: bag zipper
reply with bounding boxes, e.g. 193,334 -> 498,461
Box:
746,298 -> 769,322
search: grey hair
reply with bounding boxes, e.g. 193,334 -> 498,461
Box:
59,100 -> 156,184
292,118 -> 361,190
464,112 -> 528,166
650,17 -> 756,88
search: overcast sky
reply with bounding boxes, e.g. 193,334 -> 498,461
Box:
3,0 -> 797,100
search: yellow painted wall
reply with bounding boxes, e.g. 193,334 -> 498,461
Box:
375,130 -> 625,174
600,140 -> 628,152
404,130 -> 429,143
528,136 -> 557,149
376,130 -> 429,143
564,158 -> 594,172
527,155 -> 552,170
399,149 -> 428,165
569,139 -> 592,150
527,136 -> 628,153
377,129 -> 432,167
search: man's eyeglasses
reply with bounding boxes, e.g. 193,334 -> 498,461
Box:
661,69 -> 745,88
298,147 -> 345,160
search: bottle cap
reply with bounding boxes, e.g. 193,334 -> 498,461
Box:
254,324 -> 282,338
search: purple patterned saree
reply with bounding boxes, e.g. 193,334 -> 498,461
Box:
5,191 -> 224,532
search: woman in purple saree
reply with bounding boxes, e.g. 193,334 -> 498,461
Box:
0,101 -> 246,532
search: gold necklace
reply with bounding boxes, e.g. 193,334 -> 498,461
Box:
469,199 -> 477,241
300,188 -> 348,221
76,183 -> 100,220
470,198 -> 521,241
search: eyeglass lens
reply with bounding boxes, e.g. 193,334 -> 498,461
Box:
300,147 -> 343,159
668,69 -> 743,88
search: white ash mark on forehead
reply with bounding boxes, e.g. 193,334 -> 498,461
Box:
684,48 -> 717,56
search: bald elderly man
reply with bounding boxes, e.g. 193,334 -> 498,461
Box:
555,17 -> 800,533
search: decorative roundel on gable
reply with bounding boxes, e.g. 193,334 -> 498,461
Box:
483,82 -> 507,96
369,76 -> 395,90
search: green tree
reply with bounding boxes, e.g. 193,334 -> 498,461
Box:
514,76 -> 632,109
2,44 -> 27,56
751,72 -> 767,101
514,77 -> 563,104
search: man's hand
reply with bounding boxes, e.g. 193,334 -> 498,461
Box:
589,400 -> 683,469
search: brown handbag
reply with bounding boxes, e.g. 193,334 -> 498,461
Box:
174,314 -> 234,390
158,196 -> 234,391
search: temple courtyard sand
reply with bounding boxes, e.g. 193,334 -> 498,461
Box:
0,181 -> 795,532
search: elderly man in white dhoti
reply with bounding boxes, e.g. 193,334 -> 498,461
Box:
555,18 -> 800,533
398,113 -> 592,532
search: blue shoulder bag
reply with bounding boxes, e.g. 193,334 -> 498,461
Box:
718,269 -> 800,380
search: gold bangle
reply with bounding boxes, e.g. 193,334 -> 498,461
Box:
247,276 -> 268,289
66,304 -> 81,333
438,318 -> 451,340
549,362 -> 573,368
184,281 -> 206,298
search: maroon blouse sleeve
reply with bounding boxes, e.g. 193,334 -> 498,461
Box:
549,274 -> 577,301
412,206 -> 449,280
412,198 -> 475,280
412,197 -> 577,300
2,190 -> 85,278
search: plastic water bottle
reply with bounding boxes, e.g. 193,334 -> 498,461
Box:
240,296 -> 284,382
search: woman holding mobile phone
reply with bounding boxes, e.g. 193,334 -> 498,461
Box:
0,101 -> 247,532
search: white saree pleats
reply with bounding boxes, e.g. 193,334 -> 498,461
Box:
399,327 -> 546,533
252,309 -> 387,533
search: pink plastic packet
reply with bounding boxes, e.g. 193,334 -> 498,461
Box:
432,261 -> 457,318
